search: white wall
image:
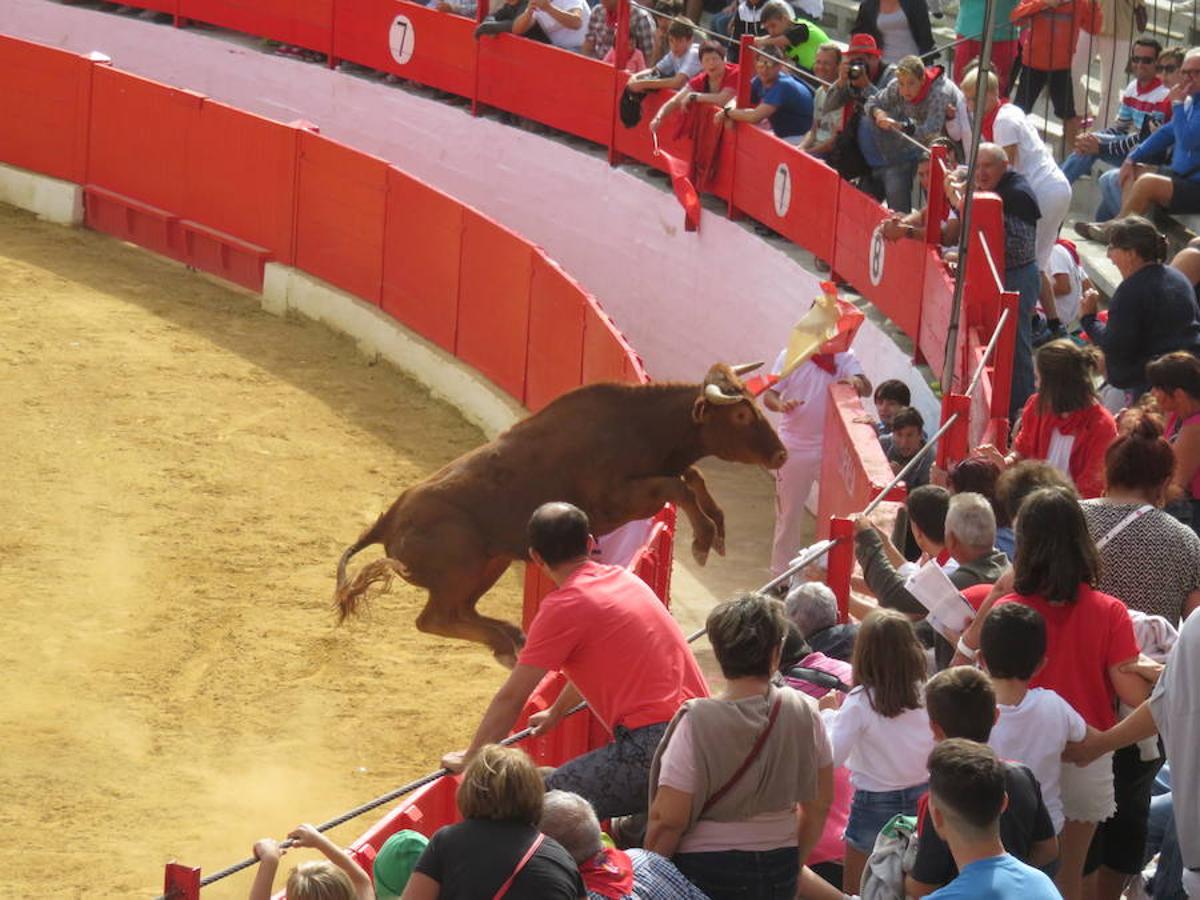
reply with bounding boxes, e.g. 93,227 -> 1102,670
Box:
0,0 -> 939,424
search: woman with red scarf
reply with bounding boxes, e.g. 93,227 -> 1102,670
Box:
979,339 -> 1118,498
864,55 -> 962,212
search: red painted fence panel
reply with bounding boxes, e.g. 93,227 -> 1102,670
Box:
582,301 -> 646,386
731,125 -> 839,264
0,36 -> 93,184
333,0 -> 476,98
831,183 -> 926,342
294,131 -> 389,304
456,211 -> 534,401
918,247 -> 957,379
184,101 -> 299,265
815,383 -> 906,538
179,0 -> 334,57
477,36 -> 615,147
525,257 -> 587,413
382,168 -> 465,352
87,66 -> 202,215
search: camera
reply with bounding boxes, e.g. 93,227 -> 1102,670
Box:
848,62 -> 865,81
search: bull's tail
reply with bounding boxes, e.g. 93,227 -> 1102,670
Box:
333,521 -> 410,623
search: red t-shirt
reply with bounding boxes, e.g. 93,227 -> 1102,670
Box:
518,561 -> 709,733
688,63 -> 739,94
995,586 -> 1139,729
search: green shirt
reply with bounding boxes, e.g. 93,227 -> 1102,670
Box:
783,18 -> 832,71
955,0 -> 1019,42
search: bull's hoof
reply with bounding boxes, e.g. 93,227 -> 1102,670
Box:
712,533 -> 726,557
494,651 -> 518,670
691,541 -> 710,566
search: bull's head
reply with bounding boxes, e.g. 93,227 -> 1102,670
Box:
693,363 -> 788,469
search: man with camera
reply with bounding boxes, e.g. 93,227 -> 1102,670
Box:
820,34 -> 896,182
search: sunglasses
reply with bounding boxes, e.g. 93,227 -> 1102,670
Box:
1159,63 -> 1180,73
1131,55 -> 1157,63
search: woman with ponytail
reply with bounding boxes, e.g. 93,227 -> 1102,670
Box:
1080,216 -> 1200,405
978,339 -> 1117,498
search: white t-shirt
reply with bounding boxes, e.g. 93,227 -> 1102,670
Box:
657,707 -> 833,852
876,7 -> 920,64
535,0 -> 590,49
653,45 -> 701,79
1047,242 -> 1084,325
825,686 -> 934,792
992,103 -> 1066,194
770,350 -> 864,453
989,687 -> 1087,832
1045,430 -> 1075,478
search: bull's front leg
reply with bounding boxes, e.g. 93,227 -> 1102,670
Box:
682,466 -> 726,558
607,475 -> 718,566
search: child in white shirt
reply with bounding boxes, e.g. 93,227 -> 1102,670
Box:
980,602 -> 1087,834
825,608 -> 935,891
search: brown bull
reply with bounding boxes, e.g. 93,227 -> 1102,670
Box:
334,362 -> 787,666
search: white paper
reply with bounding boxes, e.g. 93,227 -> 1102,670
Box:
904,559 -> 975,643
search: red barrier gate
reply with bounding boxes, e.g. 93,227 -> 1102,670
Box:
179,0 -> 335,59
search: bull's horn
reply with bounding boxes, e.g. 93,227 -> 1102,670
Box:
704,383 -> 742,405
730,361 -> 764,376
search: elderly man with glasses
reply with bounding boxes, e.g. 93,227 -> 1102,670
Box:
1077,47 -> 1200,240
1061,38 -> 1172,185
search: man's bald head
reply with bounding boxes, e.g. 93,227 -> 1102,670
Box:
975,142 -> 1009,190
528,502 -> 591,565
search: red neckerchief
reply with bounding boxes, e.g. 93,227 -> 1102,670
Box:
1056,237 -> 1081,266
579,848 -> 634,899
981,97 -> 1009,142
911,65 -> 943,106
811,354 -> 837,374
1138,76 -> 1163,93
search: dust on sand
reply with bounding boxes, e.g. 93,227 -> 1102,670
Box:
0,204 -> 521,898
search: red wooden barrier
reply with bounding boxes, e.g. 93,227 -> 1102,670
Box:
185,101 -> 300,266
108,0 -> 177,13
826,516 -> 855,623
333,0 -> 476,97
815,383 -> 906,539
294,131 -> 389,304
582,301 -> 646,385
832,183 -> 926,341
84,184 -> 179,259
0,36 -> 94,184
456,211 -> 535,401
477,36 -> 616,147
179,0 -> 335,59
731,125 -> 840,264
87,67 -> 202,215
935,393 -> 972,470
918,247 -> 956,377
526,256 -> 587,412
382,167 -> 465,352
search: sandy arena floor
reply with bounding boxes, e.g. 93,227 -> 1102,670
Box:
0,204 -> 522,898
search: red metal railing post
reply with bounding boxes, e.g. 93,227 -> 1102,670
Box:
724,34 -> 755,220
935,393 -> 972,471
990,288 -> 1019,443
827,516 -> 855,624
163,862 -> 200,900
473,0 -> 488,116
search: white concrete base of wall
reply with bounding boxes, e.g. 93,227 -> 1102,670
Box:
262,263 -> 523,438
0,163 -> 84,225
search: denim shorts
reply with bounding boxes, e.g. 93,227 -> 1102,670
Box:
844,784 -> 928,854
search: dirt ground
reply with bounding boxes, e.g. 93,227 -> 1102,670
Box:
0,204 -> 523,898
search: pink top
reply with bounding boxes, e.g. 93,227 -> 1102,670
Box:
1167,411 -> 1200,500
519,562 -> 708,732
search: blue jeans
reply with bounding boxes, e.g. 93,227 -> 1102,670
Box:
1005,260 -> 1041,422
674,847 -> 799,899
1061,149 -> 1127,184
877,159 -> 918,213
1096,167 -> 1123,222
1146,767 -> 1187,900
844,784 -> 927,853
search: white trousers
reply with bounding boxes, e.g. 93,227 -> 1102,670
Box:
771,448 -> 823,575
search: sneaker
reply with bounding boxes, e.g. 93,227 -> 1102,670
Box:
1074,220 -> 1111,242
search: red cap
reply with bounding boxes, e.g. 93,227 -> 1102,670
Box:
847,33 -> 882,57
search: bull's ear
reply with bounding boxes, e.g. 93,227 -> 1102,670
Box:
691,397 -> 709,423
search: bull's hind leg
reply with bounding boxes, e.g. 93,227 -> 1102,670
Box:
606,475 -> 718,566
414,557 -> 525,668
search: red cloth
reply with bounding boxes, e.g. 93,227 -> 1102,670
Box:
579,848 -> 635,899
1012,394 -> 1117,499
1010,0 -> 1102,72
910,65 -> 944,106
995,586 -> 1139,729
687,63 -> 739,94
981,98 -> 1009,142
811,354 -> 837,374
659,147 -> 702,232
518,562 -> 709,732
961,582 -> 991,611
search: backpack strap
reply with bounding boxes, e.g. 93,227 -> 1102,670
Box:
1095,504 -> 1154,550
700,693 -> 784,815
493,833 -> 545,900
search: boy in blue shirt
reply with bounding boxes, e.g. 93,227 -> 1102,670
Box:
721,45 -> 813,143
925,740 -> 1061,899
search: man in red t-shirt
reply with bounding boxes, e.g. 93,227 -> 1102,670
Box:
443,502 -> 709,819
